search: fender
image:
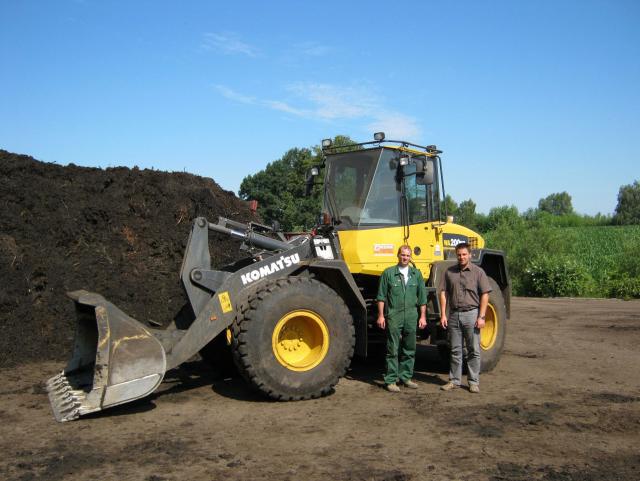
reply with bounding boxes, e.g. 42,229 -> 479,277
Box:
307,259 -> 368,357
428,248 -> 511,319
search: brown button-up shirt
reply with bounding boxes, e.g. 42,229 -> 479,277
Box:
439,262 -> 492,311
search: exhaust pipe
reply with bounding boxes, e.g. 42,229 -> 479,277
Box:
46,290 -> 166,422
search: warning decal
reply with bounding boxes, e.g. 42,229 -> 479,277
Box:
218,291 -> 233,313
373,244 -> 395,256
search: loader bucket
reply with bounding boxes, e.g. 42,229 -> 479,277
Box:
46,290 -> 166,422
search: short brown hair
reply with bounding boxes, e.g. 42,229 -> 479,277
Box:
455,242 -> 470,253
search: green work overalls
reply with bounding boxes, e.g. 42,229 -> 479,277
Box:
376,265 -> 427,385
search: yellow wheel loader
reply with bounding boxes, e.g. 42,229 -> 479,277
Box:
46,133 -> 510,422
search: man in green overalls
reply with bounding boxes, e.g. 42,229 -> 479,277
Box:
376,245 -> 428,392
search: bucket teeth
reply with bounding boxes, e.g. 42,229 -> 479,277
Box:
46,371 -> 86,422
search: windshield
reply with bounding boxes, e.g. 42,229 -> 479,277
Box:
324,148 -> 396,227
324,147 -> 441,227
359,149 -> 401,225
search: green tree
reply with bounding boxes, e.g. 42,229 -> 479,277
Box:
238,135 -> 355,231
483,205 -> 521,231
614,180 -> 640,225
239,147 -> 319,231
440,195 -> 458,219
538,191 -> 574,216
456,199 -> 477,229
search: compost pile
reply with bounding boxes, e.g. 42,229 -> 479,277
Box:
0,150 -> 258,367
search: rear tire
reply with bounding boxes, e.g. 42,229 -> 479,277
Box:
232,277 -> 355,400
480,277 -> 507,372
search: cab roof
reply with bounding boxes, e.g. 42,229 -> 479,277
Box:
322,139 -> 442,158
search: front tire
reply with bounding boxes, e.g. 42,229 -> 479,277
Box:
232,277 -> 355,400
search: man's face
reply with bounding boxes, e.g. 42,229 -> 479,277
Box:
398,248 -> 412,267
456,247 -> 470,268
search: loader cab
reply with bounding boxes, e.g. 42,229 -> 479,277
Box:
316,134 -> 483,279
320,138 -> 442,230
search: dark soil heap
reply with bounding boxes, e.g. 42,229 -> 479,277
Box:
0,150 -> 257,367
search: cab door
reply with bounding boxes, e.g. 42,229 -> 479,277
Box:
403,162 -> 443,278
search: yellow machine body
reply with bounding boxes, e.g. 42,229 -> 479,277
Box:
337,222 -> 484,279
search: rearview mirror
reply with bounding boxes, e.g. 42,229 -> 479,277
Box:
305,166 -> 321,196
415,158 -> 435,185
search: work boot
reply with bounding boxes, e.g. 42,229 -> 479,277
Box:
402,380 -> 418,389
386,383 -> 401,393
469,384 -> 480,393
440,381 -> 459,391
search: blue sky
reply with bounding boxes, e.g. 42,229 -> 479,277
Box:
1,0 -> 638,215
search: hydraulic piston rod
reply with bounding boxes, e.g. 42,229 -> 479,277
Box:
207,219 -> 290,252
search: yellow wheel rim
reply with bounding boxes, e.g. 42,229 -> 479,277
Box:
272,310 -> 329,371
480,303 -> 498,350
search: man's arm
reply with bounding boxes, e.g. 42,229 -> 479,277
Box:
439,290 -> 448,328
376,271 -> 389,330
418,304 -> 426,329
476,267 -> 492,329
476,292 -> 489,328
377,300 -> 386,329
438,270 -> 449,328
416,270 -> 427,329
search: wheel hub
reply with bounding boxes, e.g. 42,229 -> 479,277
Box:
272,310 -> 329,371
279,325 -> 303,351
481,304 -> 498,350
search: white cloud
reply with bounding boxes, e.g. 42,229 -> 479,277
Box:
262,100 -> 307,116
202,32 -> 258,57
367,113 -> 421,140
214,81 -> 422,141
214,85 -> 256,104
287,83 -> 376,120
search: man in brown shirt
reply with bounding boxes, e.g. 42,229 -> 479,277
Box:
439,242 -> 492,393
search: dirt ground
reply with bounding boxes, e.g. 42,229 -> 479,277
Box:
1,297 -> 639,481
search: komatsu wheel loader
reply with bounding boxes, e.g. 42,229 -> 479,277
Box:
46,133 -> 510,422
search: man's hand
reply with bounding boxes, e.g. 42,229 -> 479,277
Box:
440,315 -> 448,329
418,317 -> 427,330
377,315 -> 386,330
475,316 -> 486,329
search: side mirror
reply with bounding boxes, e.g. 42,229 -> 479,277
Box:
415,158 -> 435,185
305,166 -> 320,196
389,156 -> 409,170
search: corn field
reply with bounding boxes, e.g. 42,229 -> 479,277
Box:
485,223 -> 640,298
564,225 -> 640,284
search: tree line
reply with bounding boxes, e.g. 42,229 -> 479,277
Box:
240,137 -> 640,231
444,187 -> 640,233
